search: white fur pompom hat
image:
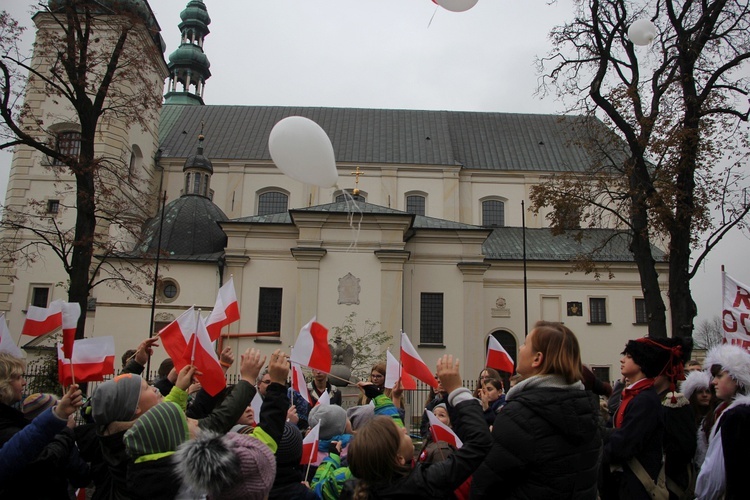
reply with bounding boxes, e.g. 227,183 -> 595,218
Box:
680,370 -> 711,400
704,344 -> 750,393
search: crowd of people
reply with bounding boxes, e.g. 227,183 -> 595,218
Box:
0,320 -> 748,499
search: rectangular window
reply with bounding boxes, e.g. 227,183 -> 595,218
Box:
30,287 -> 51,308
591,366 -> 611,384
406,195 -> 426,216
589,297 -> 607,324
634,298 -> 648,324
257,287 -> 283,334
258,192 -> 289,216
46,200 -> 60,214
482,200 -> 505,227
52,131 -> 81,166
420,292 -> 444,344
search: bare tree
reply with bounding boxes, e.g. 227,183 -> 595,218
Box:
0,2 -> 166,339
532,0 -> 750,338
693,315 -> 724,349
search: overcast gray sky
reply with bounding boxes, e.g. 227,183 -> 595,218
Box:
1,0 -> 747,328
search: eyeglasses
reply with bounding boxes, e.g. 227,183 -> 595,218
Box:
371,374 -> 384,379
259,379 -> 271,385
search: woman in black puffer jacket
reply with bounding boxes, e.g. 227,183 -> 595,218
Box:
471,321 -> 603,499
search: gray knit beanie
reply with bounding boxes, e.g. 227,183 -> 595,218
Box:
309,404 -> 347,440
91,373 -> 143,426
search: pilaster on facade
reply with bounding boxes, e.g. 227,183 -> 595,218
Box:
457,261 -> 490,368
375,249 -> 410,345
291,247 -> 327,332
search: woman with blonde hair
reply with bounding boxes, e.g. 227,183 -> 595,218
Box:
471,321 -> 602,499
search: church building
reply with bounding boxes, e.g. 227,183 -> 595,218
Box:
0,0 -> 669,390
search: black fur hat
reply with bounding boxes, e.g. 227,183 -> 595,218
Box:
622,336 -> 692,379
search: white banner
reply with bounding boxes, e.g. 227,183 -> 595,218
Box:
722,273 -> 750,349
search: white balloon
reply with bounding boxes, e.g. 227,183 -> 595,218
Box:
268,116 -> 338,188
627,19 -> 657,46
436,0 -> 479,13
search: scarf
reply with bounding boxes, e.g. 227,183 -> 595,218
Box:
614,378 -> 654,428
505,374 -> 584,402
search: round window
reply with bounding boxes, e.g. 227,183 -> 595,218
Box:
159,279 -> 179,303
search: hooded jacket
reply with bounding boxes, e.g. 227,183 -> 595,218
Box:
471,375 -> 603,500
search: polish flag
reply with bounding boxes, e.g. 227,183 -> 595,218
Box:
301,422 -> 321,465
22,299 -> 63,337
205,277 -> 240,341
0,314 -> 23,358
400,331 -> 438,389
57,336 -> 115,386
183,317 -> 227,396
250,391 -> 263,425
159,307 -> 197,370
426,409 -> 463,449
486,335 -> 515,374
315,389 -> 330,407
290,317 -> 332,373
386,350 -> 416,390
61,302 -> 81,360
292,363 -> 311,406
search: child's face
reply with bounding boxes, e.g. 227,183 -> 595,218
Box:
620,354 -> 642,380
395,421 -> 413,464
695,388 -> 712,407
483,383 -> 501,403
433,406 -> 451,427
712,370 -> 738,401
136,377 -> 163,416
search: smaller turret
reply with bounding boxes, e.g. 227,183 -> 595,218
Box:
164,0 -> 211,105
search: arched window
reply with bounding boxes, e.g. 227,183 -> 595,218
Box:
128,145 -> 142,179
482,199 -> 505,227
52,131 -> 82,166
405,193 -> 426,216
258,191 -> 289,215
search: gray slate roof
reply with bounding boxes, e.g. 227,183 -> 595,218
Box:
225,202 -> 658,262
159,105 -> 604,172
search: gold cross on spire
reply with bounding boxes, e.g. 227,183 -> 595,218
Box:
351,167 -> 365,195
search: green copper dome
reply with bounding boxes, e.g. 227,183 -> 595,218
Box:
168,43 -> 211,73
179,0 -> 211,31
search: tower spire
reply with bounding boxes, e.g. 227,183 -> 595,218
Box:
164,0 -> 211,105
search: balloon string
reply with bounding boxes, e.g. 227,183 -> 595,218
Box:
427,6 -> 438,28
341,190 -> 363,252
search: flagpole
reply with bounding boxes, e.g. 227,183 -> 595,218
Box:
304,421 -> 319,480
147,190 -> 167,377
294,362 -> 355,386
521,200 -> 528,337
191,309 -> 200,365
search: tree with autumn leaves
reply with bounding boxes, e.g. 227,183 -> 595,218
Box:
0,1 -> 167,340
531,0 -> 750,338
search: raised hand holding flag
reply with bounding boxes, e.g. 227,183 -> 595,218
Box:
183,316 -> 227,396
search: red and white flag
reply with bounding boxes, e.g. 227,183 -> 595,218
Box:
159,307 -> 198,370
205,277 -> 240,341
400,331 -> 438,389
486,335 -> 515,373
57,336 -> 115,386
301,422 -> 321,465
291,363 -> 311,406
183,317 -> 227,396
291,317 -> 332,373
0,314 -> 23,358
250,391 -> 263,425
315,389 -> 330,407
426,409 -> 463,449
61,302 -> 81,360
22,299 -> 63,337
386,350 -> 416,390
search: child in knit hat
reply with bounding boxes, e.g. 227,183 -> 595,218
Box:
22,393 -> 59,421
174,349 -> 293,500
695,344 -> 750,499
123,348 -> 290,499
268,422 -> 316,500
